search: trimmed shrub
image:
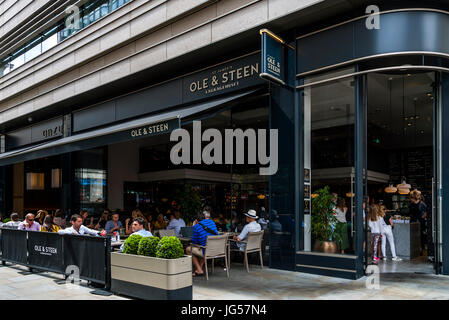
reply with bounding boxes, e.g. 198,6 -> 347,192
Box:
122,234 -> 143,255
156,236 -> 184,259
2,218 -> 10,223
137,236 -> 160,257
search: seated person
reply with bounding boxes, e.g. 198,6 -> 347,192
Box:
232,209 -> 261,251
17,213 -> 41,231
3,213 -> 22,228
59,215 -> 106,236
166,209 -> 186,236
105,212 -> 122,234
153,213 -> 167,230
186,211 -> 218,276
120,217 -> 152,251
95,209 -> 110,230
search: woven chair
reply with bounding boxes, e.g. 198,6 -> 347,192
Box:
190,234 -> 229,280
228,230 -> 264,272
158,229 -> 176,238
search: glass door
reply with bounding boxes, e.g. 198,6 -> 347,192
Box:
365,71 -> 438,274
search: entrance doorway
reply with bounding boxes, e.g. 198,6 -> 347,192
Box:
365,72 -> 439,274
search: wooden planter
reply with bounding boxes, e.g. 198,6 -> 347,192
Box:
110,252 -> 192,300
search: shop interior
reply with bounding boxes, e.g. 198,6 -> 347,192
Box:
305,70 -> 436,273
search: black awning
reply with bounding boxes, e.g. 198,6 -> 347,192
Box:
0,90 -> 257,166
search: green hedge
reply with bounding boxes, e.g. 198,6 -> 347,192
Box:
137,236 -> 160,257
122,234 -> 143,255
156,236 -> 184,259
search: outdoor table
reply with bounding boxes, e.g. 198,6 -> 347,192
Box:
111,240 -> 124,251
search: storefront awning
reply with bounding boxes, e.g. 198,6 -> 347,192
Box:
0,90 -> 257,166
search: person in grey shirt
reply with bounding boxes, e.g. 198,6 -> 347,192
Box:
3,213 -> 21,229
233,209 -> 261,251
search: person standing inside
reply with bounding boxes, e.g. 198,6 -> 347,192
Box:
367,204 -> 383,264
334,198 -> 350,254
17,213 -> 41,231
379,205 -> 402,261
409,190 -> 427,255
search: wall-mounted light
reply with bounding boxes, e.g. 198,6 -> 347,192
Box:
51,168 -> 61,188
26,172 -> 44,190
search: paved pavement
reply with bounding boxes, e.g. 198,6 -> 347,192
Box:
1,261 -> 449,300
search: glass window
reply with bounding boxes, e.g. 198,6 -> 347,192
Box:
24,40 -> 42,62
42,32 -> 58,53
10,51 -> 25,71
303,68 -> 355,255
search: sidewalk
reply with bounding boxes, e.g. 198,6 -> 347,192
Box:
193,263 -> 449,300
1,262 -> 449,300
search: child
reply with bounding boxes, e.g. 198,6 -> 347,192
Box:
367,204 -> 383,264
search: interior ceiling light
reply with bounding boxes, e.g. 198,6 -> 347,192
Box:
385,184 -> 398,193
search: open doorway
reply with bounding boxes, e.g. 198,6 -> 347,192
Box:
366,72 -> 437,274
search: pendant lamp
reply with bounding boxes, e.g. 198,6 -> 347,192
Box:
385,184 -> 397,193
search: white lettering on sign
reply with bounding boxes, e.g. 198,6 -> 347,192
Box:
34,245 -> 58,256
189,63 -> 259,94
267,55 -> 281,76
130,123 -> 170,138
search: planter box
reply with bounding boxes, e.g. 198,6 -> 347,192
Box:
110,252 -> 192,300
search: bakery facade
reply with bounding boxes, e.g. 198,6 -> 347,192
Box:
1,1 -> 449,279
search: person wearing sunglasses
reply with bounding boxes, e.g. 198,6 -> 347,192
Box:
17,213 -> 41,231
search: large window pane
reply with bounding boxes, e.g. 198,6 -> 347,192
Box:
25,41 -> 42,62
303,68 -> 355,255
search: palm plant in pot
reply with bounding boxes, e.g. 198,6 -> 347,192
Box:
311,186 -> 341,253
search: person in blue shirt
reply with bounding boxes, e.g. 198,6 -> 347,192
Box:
186,211 -> 218,276
105,212 -> 123,234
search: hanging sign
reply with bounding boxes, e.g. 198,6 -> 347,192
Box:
260,29 -> 290,86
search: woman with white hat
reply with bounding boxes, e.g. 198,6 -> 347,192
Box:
233,209 -> 262,251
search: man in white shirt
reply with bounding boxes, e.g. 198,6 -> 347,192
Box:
59,214 -> 106,236
233,209 -> 261,251
167,209 -> 186,236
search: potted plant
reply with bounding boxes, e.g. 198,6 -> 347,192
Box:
111,235 -> 192,300
311,186 -> 340,253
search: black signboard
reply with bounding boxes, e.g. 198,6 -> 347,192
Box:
63,235 -> 106,283
6,117 -> 63,150
182,53 -> 264,103
28,231 -> 64,272
260,29 -> 285,85
1,228 -> 27,264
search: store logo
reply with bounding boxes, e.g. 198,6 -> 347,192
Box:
170,121 -> 278,176
366,5 -> 380,30
188,63 -> 259,95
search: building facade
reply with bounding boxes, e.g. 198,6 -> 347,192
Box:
1,0 -> 449,278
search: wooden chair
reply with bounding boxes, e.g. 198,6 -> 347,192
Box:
158,229 -> 176,238
228,230 -> 264,272
190,234 -> 229,280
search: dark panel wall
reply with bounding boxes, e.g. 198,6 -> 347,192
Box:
297,11 -> 449,74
